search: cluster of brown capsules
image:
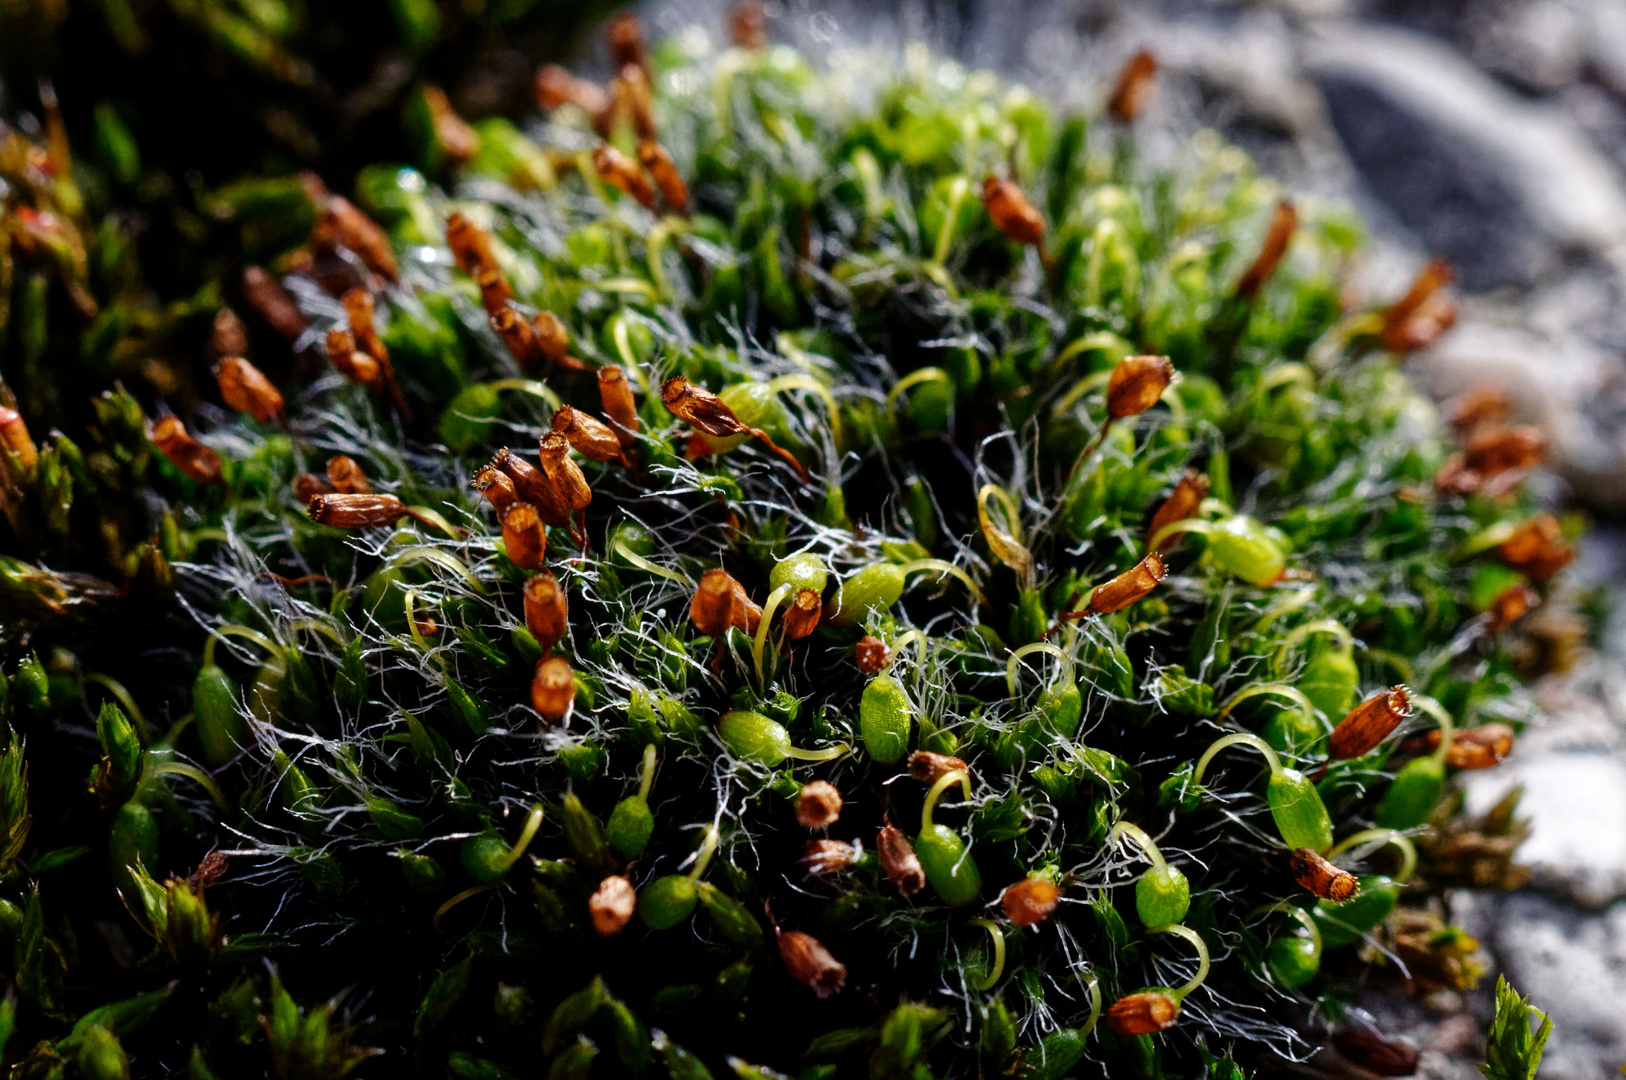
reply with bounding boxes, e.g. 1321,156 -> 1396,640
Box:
444,211 -> 590,374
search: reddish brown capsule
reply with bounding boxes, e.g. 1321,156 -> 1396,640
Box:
531,656 -> 575,722
341,289 -> 387,362
690,568 -> 760,637
326,327 -> 381,387
491,306 -> 540,369
1081,553 -> 1167,616
314,195 -> 399,282
307,492 -> 407,528
1234,200 -> 1298,300
611,65 -> 657,140
421,85 -> 479,167
215,357 -> 285,424
491,448 -> 571,526
0,406 -> 39,479
292,474 -> 333,502
1001,877 -> 1062,927
592,143 -> 656,209
730,0 -> 768,49
1329,686 -> 1413,760
907,751 -> 970,785
795,780 -> 843,828
502,504 -> 548,571
552,405 -> 624,464
638,139 -> 689,214
323,455 -> 371,495
1147,470 -> 1210,551
152,416 -> 224,486
476,268 -> 513,318
777,928 -> 846,999
1331,1028 -> 1419,1077
538,433 -> 593,511
1107,356 -> 1175,420
1106,992 -> 1179,1037
855,635 -> 891,675
1428,723 -> 1515,770
1108,50 -> 1159,124
607,13 -> 649,76
1486,582 -> 1538,633
877,824 -> 926,897
981,176 -> 1045,246
661,378 -> 808,480
1464,426 -> 1546,479
1381,257 -> 1456,353
801,839 -> 861,876
598,365 -> 640,449
1290,848 -> 1358,902
209,308 -> 250,359
533,311 -> 574,367
471,464 -> 520,520
1497,514 -> 1574,582
536,64 -> 610,119
445,211 -> 500,279
783,589 -> 821,640
1448,387 -> 1511,433
241,266 -> 308,343
523,572 -> 569,657
589,874 -> 636,936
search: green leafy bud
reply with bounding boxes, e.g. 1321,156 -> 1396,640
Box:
542,977 -> 605,1055
15,655 -> 49,716
444,683 -> 491,738
873,1002 -> 947,1080
915,823 -> 981,907
859,675 -> 912,764
95,703 -> 142,808
830,563 -> 907,626
191,664 -> 242,768
606,796 -> 654,860
1265,769 -> 1333,853
1135,864 -> 1191,926
560,792 -> 617,876
414,956 -> 471,1037
1157,670 -> 1214,716
365,796 -> 425,839
1314,876 -> 1401,948
73,1024 -> 131,1080
979,999 -> 1017,1074
602,996 -> 650,1071
492,983 -> 534,1030
639,875 -> 699,929
661,1035 -> 716,1080
291,847 -> 343,896
769,553 -> 829,596
334,638 -> 367,716
272,751 -> 320,817
1376,757 -> 1445,830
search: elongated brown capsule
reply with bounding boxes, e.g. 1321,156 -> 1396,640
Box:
1234,200 -> 1298,299
241,266 -> 308,342
491,306 -> 540,369
1465,426 -> 1545,478
524,571 -> 569,656
538,433 -> 592,511
326,327 -> 381,387
589,875 -> 636,936
1001,877 -> 1061,927
477,268 -> 513,318
796,780 -> 843,828
593,143 -> 656,209
536,65 -> 612,134
877,823 -> 926,897
472,464 -> 521,520
531,656 -> 575,722
1082,552 -> 1167,616
661,378 -> 808,480
907,751 -> 970,785
638,139 -> 688,213
783,589 -> 821,640
607,13 -> 649,76
731,1 -> 768,49
855,635 -> 891,674
323,455 -> 371,495
152,417 -> 224,486
1108,51 -> 1158,124
314,195 -> 399,282
1486,582 -> 1538,633
307,492 -> 407,528
690,568 -> 760,637
445,211 -> 500,278
1427,723 -> 1515,770
0,407 -> 39,479
533,311 -> 576,369
982,176 -> 1045,246
216,357 -> 284,424
1329,686 -> 1413,760
598,365 -> 640,449
1381,257 -> 1456,353
777,928 -> 846,998
1106,992 -> 1179,1036
422,84 -> 479,166
1497,514 -> 1574,581
1290,848 -> 1358,902
1148,470 -> 1210,551
502,504 -> 548,570
611,65 -> 657,140
340,289 -> 382,359
491,448 -> 571,526
552,406 -> 623,464
801,839 -> 861,876
292,473 -> 333,502
1108,356 -> 1175,420
210,308 -> 250,359
1448,387 -> 1510,433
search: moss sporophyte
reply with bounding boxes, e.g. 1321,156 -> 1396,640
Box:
0,6 -> 1561,1076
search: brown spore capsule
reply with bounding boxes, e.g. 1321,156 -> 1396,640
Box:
1329,686 -> 1413,760
981,175 -> 1045,246
241,266 -> 308,342
538,433 -> 592,511
491,448 -> 571,526
292,473 -> 333,502
1486,583 -> 1538,633
534,311 -> 574,366
502,503 -> 548,570
1001,877 -> 1061,927
491,306 -> 540,369
593,143 -> 656,209
326,326 -> 381,387
638,139 -> 689,213
536,64 -> 610,119
523,572 -> 569,656
1106,992 -> 1179,1037
472,464 -> 521,520
1147,470 -> 1210,551
731,1 -> 768,49
341,288 -> 390,367
1107,356 -> 1175,420
1381,257 -> 1456,353
661,378 -> 807,480
801,839 -> 861,876
908,751 -> 970,785
316,195 -> 399,282
152,416 -> 224,486
476,268 -> 513,318
607,13 -> 649,76
611,64 -> 657,140
795,780 -> 843,828
324,455 -> 371,495
215,357 -> 284,424
783,589 -> 821,640
690,568 -> 759,637
1497,514 -> 1574,581
552,405 -> 624,464
1290,848 -> 1358,902
598,365 -> 641,449
307,492 -> 408,528
877,824 -> 926,897
1234,200 -> 1298,300
209,308 -> 250,359
531,656 -> 575,722
1082,552 -> 1167,616
855,635 -> 891,674
421,85 -> 479,166
1428,723 -> 1515,771
776,928 -> 846,999
1108,50 -> 1158,124
1464,426 -> 1546,479
1448,387 -> 1511,433
589,875 -> 637,936
0,407 -> 39,478
445,211 -> 499,278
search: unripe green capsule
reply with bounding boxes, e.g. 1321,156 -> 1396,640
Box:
192,663 -> 242,767
830,563 -> 907,626
1266,933 -> 1320,988
860,675 -> 912,763
719,710 -> 794,765
1314,875 -> 1400,947
16,654 -> 49,716
770,552 -> 828,596
1376,756 -> 1445,830
1266,769 -> 1334,853
461,833 -> 513,882
606,796 -> 654,860
639,874 -> 699,929
979,999 -> 1017,1073
1135,864 -> 1191,926
560,792 -> 617,875
1207,515 -> 1287,586
916,823 -> 981,906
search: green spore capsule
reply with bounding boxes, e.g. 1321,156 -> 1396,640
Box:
916,769 -> 981,906
1261,905 -> 1323,988
1110,822 -> 1191,926
718,710 -> 846,767
1194,733 -> 1333,852
769,552 -> 829,596
192,659 -> 242,768
1261,708 -> 1321,756
606,745 -> 658,859
860,674 -> 912,764
1300,647 -> 1358,720
830,558 -> 982,626
1150,515 -> 1287,587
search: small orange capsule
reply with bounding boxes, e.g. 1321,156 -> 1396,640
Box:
502,504 -> 548,570
326,327 -> 381,387
324,455 -> 371,495
783,589 -> 821,640
471,464 -> 521,520
1290,848 -> 1358,902
1380,257 -> 1456,353
552,405 -> 624,464
491,448 -> 571,526
538,433 -> 592,511
491,306 -> 540,369
476,268 -> 513,318
981,176 -> 1045,246
314,195 -> 399,282
0,406 -> 39,479
307,492 -> 408,528
341,288 -> 388,364
1082,553 -> 1168,616
1329,686 -> 1413,760
421,84 -> 479,167
152,416 -> 224,486
215,357 -> 284,424
535,64 -> 610,120
877,824 -> 926,897
445,211 -> 500,278
1497,514 -> 1574,582
292,473 -> 334,502
1428,723 -> 1515,771
1108,51 -> 1159,124
1107,356 -> 1175,420
607,13 -> 649,76
776,928 -> 846,999
907,751 -> 970,785
801,839 -> 861,876
690,568 -> 759,637
523,571 -> 569,657
638,139 -> 689,214
1464,426 -> 1545,479
795,780 -> 843,828
1147,470 -> 1211,551
1106,992 -> 1179,1036
855,635 -> 891,675
1448,387 -> 1511,433
597,365 -> 640,449
1486,583 -> 1538,633
730,0 -> 768,49
241,266 -> 308,343
589,874 -> 637,936
592,143 -> 656,209
209,308 -> 250,359
531,656 -> 575,722
1234,200 -> 1298,300
611,65 -> 657,140
1000,877 -> 1061,927
533,311 -> 574,367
